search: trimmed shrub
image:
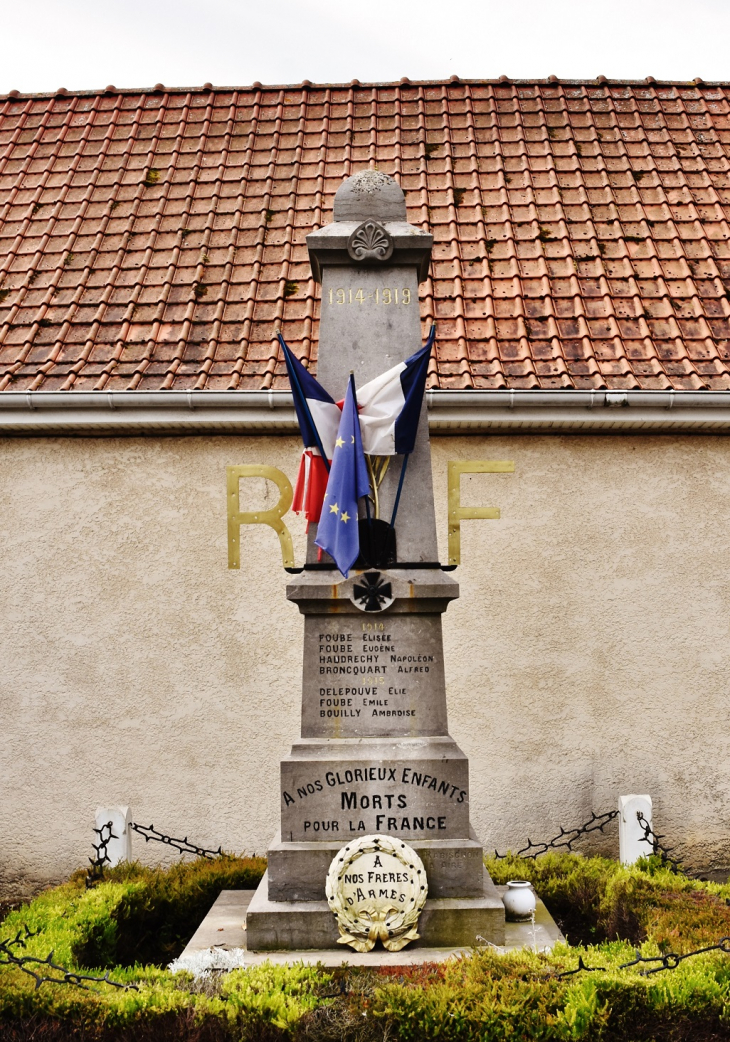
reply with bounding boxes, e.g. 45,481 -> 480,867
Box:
2,853 -> 730,1040
73,855 -> 266,967
486,851 -> 730,948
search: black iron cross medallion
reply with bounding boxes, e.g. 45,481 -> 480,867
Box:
352,572 -> 393,613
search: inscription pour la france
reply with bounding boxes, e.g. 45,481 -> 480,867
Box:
284,767 -> 467,837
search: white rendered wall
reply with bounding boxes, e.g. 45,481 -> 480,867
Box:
1,433 -> 729,896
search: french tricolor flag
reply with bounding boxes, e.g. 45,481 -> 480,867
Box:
279,336 -> 342,525
355,325 -> 435,456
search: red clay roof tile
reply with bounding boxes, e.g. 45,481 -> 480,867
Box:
4,80 -> 730,390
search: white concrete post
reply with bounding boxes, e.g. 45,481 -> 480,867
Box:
619,794 -> 652,865
94,806 -> 132,866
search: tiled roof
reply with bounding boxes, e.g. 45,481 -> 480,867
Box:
3,78 -> 730,391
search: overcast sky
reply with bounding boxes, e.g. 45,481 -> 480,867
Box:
2,0 -> 729,95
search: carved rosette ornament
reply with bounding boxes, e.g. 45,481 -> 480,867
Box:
325,835 -> 428,952
347,220 -> 394,263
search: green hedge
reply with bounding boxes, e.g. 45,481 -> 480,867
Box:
72,855 -> 267,966
2,853 -> 730,1040
486,852 -> 730,949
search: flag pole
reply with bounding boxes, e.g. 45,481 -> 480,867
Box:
390,322 -> 435,529
349,371 -> 373,530
389,453 -> 410,528
277,331 -> 330,474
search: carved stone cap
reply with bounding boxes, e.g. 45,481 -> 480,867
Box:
286,568 -> 459,615
307,221 -> 432,283
308,170 -> 431,282
333,171 -> 407,223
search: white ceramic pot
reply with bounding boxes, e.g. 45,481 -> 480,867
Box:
502,880 -> 536,922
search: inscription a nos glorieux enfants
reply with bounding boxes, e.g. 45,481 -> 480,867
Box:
281,756 -> 470,842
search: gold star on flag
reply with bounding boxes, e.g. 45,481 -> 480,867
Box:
329,502 -> 339,514
335,436 -> 345,448
340,511 -> 350,523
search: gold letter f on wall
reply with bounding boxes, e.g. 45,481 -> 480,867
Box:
447,461 -> 514,566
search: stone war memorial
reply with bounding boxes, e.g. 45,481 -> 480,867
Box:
11,72 -> 730,1035
243,169 -> 509,953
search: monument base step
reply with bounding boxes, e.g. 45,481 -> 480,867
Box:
245,868 -> 506,950
267,829 -> 486,901
176,888 -> 564,968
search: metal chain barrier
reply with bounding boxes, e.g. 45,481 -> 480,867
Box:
494,809 -> 619,860
128,822 -> 223,860
84,808 -> 683,890
557,936 -> 730,979
636,810 -> 685,873
85,820 -> 223,888
0,926 -> 136,992
88,809 -> 679,880
85,820 -> 116,888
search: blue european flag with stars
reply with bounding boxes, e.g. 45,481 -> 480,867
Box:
315,374 -> 371,577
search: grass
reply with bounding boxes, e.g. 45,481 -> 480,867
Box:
2,853 -> 730,1039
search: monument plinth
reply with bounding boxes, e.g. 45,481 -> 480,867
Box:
245,171 -> 505,950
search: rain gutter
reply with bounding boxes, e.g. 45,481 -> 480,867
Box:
1,389 -> 730,434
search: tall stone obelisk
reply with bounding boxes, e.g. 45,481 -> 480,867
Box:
246,172 -> 504,949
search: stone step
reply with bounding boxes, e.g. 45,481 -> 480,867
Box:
245,868 -> 506,951
176,887 -> 565,968
266,829 -> 486,901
